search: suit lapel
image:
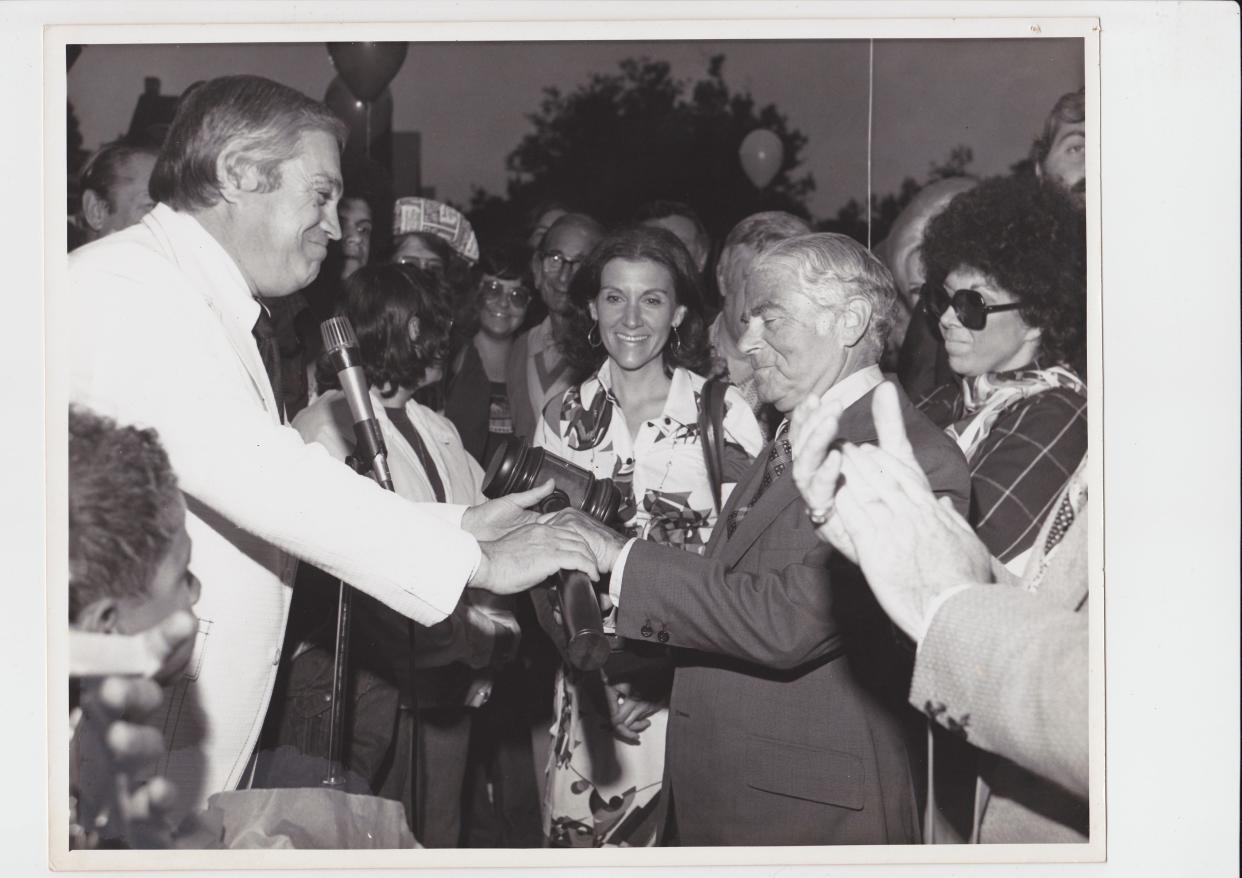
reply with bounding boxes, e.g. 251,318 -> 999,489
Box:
715,388 -> 881,568
704,442 -> 768,558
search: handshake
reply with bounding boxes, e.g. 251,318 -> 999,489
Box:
460,478 -> 626,597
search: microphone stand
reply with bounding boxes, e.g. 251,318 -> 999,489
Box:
322,448 -> 395,790
318,315 -> 399,791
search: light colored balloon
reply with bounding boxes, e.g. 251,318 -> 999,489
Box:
739,129 -> 784,189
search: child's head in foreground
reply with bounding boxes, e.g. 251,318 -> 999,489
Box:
69,406 -> 200,635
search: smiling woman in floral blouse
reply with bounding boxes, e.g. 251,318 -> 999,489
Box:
533,225 -> 764,847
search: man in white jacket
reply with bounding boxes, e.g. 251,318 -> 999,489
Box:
68,75 -> 602,821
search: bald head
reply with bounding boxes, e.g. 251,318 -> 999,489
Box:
878,177 -> 978,307
533,212 -> 604,316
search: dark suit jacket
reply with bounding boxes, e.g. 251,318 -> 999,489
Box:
616,381 -> 970,846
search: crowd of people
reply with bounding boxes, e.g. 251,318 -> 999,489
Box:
66,72 -> 1089,849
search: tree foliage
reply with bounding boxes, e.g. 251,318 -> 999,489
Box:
468,56 -> 816,246
818,145 -> 976,245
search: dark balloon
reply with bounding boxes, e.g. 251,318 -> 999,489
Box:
324,76 -> 393,159
326,42 -> 408,102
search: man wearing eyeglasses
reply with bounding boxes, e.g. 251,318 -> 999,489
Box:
505,212 -> 604,441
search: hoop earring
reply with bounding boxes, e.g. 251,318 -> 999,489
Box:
670,324 -> 683,356
587,322 -> 602,348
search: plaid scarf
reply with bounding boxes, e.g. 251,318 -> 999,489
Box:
947,363 -> 1086,460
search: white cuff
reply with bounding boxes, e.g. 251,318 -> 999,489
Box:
608,538 -> 640,610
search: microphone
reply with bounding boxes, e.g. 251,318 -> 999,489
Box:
554,570 -> 611,672
320,316 -> 394,491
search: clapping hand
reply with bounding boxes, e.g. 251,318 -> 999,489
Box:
791,381 -> 993,640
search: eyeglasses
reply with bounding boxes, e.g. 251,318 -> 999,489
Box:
479,279 -> 532,310
926,284 -> 1023,331
539,250 -> 583,276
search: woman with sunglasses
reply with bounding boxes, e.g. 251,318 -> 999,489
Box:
444,242 -> 540,467
916,174 -> 1087,571
533,226 -> 764,847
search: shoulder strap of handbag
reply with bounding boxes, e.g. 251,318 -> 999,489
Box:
698,377 -> 728,513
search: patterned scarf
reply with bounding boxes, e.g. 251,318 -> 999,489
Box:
947,363 -> 1086,460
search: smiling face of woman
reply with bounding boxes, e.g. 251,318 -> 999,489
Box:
589,258 -> 686,379
938,266 -> 1042,377
476,274 -> 530,340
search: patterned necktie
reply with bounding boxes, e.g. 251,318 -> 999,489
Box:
726,426 -> 792,538
1028,459 -> 1088,593
251,308 -> 285,423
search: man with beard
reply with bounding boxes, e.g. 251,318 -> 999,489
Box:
1031,88 -> 1086,209
505,212 -> 604,441
68,75 -> 605,825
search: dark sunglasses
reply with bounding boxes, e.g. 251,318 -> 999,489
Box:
479,279 -> 532,309
926,283 -> 1023,331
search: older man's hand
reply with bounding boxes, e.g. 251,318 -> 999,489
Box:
470,522 -> 600,595
537,507 -> 626,573
793,381 -> 993,640
792,381 -> 935,561
460,479 -> 552,541
833,440 -> 994,641
790,394 -> 852,558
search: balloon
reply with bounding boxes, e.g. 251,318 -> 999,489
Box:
739,128 -> 784,189
327,42 -> 408,102
324,76 -> 392,157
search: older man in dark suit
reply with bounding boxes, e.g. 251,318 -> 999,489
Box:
558,233 -> 970,846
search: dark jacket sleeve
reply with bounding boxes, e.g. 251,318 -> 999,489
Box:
615,417 -> 970,671
616,535 -> 843,671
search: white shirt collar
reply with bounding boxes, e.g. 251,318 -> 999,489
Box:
777,363 -> 884,436
592,361 -> 700,427
819,363 -> 885,412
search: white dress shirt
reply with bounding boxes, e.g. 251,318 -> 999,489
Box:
69,204 -> 481,816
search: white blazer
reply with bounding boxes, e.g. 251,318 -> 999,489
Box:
68,205 -> 481,818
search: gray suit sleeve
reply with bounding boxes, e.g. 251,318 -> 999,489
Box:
910,585 -> 1088,799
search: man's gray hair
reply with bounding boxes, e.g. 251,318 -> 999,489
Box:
149,75 -> 347,212
754,232 -> 898,354
720,211 -> 812,263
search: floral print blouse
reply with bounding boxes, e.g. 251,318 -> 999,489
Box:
534,363 -> 765,553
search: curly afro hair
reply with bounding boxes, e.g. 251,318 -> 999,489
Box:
920,174 -> 1086,366
558,224 -> 712,383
